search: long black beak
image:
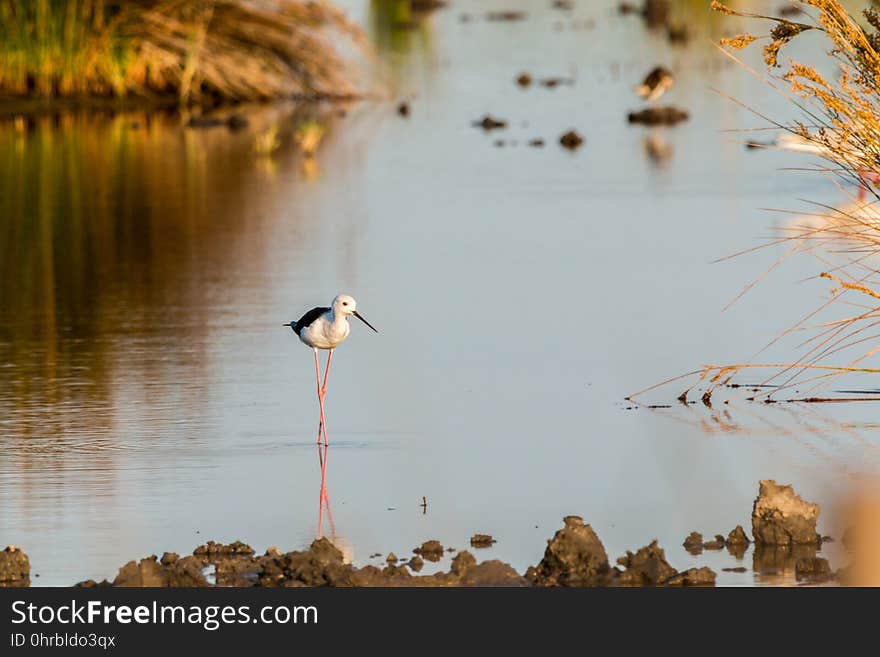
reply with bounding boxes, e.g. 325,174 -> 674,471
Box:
353,311 -> 378,333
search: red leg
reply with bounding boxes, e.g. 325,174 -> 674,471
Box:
314,349 -> 329,446
316,349 -> 333,445
322,349 -> 333,398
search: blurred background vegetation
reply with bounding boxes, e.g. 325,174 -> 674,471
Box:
0,0 -> 364,105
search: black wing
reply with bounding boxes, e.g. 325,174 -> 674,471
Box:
290,306 -> 329,336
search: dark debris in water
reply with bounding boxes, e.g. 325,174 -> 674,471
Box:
540,77 -> 574,89
627,106 -> 690,126
559,130 -> 584,150
473,114 -> 508,131
486,11 -> 527,22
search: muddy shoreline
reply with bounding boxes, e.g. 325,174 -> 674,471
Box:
1,480 -> 849,588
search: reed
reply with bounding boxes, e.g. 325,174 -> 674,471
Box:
632,1 -> 880,402
0,0 -> 365,104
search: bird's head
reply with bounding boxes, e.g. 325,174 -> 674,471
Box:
332,294 -> 378,333
332,294 -> 358,316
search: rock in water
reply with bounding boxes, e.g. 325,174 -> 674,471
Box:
752,480 -> 821,546
726,525 -> 751,546
702,535 -> 725,550
683,531 -> 704,554
527,516 -> 612,586
616,540 -> 677,585
413,540 -> 444,562
470,534 -> 497,548
665,567 -> 716,587
113,555 -> 208,587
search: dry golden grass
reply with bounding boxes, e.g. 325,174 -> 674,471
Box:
633,1 -> 880,403
0,0 -> 366,104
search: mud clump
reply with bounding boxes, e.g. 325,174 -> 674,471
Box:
516,72 -> 532,87
0,546 -> 30,588
527,516 -> 612,586
727,525 -> 751,546
665,567 -> 716,586
455,556 -> 527,587
386,553 -> 398,564
616,540 -> 677,585
259,538 -> 353,587
397,101 -> 410,117
559,130 -> 584,150
470,534 -> 497,548
194,540 -> 255,557
529,138 -> 545,147
450,550 -> 476,575
407,556 -> 424,572
627,106 -> 689,126
795,557 -> 833,583
414,540 -> 445,562
112,555 -> 209,587
160,552 -> 179,566
76,579 -> 113,588
683,532 -> 703,555
752,480 -> 821,546
725,526 -> 750,558
473,115 -> 508,131
702,535 -> 726,550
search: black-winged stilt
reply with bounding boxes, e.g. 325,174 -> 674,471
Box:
284,294 -> 378,446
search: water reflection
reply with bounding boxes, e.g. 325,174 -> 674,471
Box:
317,442 -> 337,541
0,104 -> 339,451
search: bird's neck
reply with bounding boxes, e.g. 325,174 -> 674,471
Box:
327,309 -> 348,325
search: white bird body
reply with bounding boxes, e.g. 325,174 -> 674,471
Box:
299,309 -> 351,350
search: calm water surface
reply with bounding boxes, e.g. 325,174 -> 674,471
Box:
1,0 -> 877,585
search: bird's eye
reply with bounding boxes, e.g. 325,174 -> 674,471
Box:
342,302 -> 348,306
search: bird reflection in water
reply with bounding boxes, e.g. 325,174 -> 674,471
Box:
316,442 -> 336,541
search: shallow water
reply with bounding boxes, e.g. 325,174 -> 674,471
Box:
2,0 -> 878,586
